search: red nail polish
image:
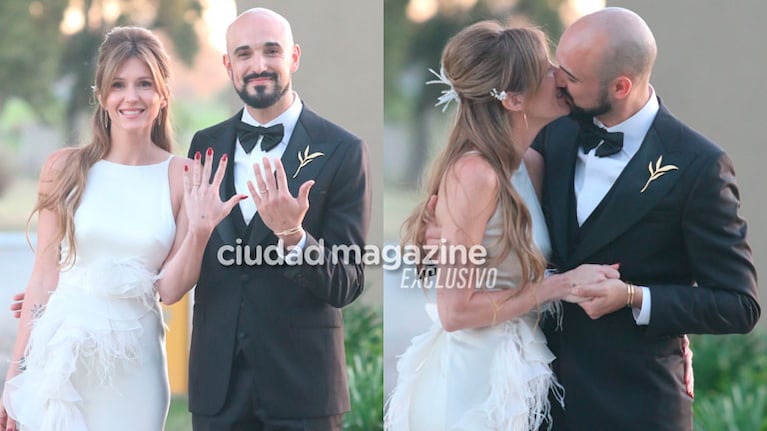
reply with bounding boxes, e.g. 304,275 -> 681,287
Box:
207,147 -> 213,156
195,151 -> 201,160
184,165 -> 188,172
222,154 -> 228,162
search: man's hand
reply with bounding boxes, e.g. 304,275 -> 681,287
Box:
9,293 -> 23,319
573,277 -> 633,319
248,157 -> 313,246
0,397 -> 17,431
558,264 -> 620,304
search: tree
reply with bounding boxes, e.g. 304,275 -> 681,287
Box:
0,0 -> 203,142
385,0 -> 566,186
0,0 -> 69,124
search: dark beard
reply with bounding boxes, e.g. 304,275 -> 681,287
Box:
562,85 -> 611,124
235,72 -> 289,109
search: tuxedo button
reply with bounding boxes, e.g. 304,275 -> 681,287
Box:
237,331 -> 247,340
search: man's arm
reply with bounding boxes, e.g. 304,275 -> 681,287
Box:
282,139 -> 371,308
648,152 -> 759,336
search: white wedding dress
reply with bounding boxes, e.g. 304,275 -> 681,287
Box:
4,157 -> 176,431
386,161 -> 562,431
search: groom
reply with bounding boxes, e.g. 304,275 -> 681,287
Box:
532,7 -> 759,430
187,8 -> 370,430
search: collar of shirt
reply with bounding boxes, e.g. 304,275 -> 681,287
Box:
593,86 -> 659,159
239,91 -> 303,150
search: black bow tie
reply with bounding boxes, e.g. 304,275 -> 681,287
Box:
236,122 -> 285,153
577,122 -> 624,157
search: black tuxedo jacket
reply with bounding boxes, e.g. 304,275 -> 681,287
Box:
186,105 -> 370,419
533,102 -> 759,430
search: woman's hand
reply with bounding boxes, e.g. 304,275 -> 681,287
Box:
184,148 -> 246,236
547,264 -> 621,303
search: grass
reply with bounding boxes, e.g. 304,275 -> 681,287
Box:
167,396 -> 193,431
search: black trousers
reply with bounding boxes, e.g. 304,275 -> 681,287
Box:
192,351 -> 343,431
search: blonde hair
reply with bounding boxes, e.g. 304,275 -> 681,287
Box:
30,26 -> 173,266
402,21 -> 550,291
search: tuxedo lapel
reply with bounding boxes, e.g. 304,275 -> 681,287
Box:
213,111 -> 247,244
247,106 -> 342,246
543,120 -> 581,266
550,144 -> 579,266
571,108 -> 691,264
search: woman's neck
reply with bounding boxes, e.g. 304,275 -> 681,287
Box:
105,129 -> 162,165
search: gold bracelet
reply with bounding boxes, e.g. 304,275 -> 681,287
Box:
274,226 -> 303,237
625,282 -> 634,308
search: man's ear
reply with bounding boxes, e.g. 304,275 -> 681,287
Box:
612,76 -> 632,100
291,44 -> 301,73
223,54 -> 233,80
501,92 -> 525,112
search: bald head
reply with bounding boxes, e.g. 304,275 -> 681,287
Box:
226,8 -> 295,53
223,7 -> 300,121
564,7 -> 657,83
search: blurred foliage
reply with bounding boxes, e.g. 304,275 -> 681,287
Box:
0,0 -> 69,125
691,331 -> 767,430
0,0 -> 203,141
343,301 -> 384,430
0,146 -> 12,198
384,0 -> 566,185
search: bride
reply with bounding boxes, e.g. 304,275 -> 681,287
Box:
0,27 -> 243,431
385,22 -> 619,430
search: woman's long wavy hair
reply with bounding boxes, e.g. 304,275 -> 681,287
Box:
402,21 -> 550,292
29,26 -> 173,266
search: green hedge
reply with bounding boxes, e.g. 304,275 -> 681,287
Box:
343,301 -> 384,430
692,331 -> 767,431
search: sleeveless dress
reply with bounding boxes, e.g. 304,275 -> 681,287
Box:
385,161 -> 562,431
4,157 -> 176,431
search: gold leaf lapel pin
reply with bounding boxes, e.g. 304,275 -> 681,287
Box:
293,145 -> 325,178
640,155 -> 678,193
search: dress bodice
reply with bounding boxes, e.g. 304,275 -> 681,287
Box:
60,157 -> 176,273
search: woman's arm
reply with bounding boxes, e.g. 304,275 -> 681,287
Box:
156,150 -> 245,305
3,150 -> 71,383
433,154 -> 615,332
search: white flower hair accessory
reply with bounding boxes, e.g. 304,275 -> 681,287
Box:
426,66 -> 459,112
490,88 -> 508,101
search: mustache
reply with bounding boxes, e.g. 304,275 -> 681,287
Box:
243,72 -> 278,83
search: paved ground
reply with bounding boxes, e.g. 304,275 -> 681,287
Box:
0,232 -> 35,380
383,262 -> 432,396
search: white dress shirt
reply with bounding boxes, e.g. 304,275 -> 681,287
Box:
234,92 -> 306,250
574,88 -> 659,325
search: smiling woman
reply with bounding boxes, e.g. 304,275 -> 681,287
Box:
0,26 -> 244,431
101,57 -> 167,135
